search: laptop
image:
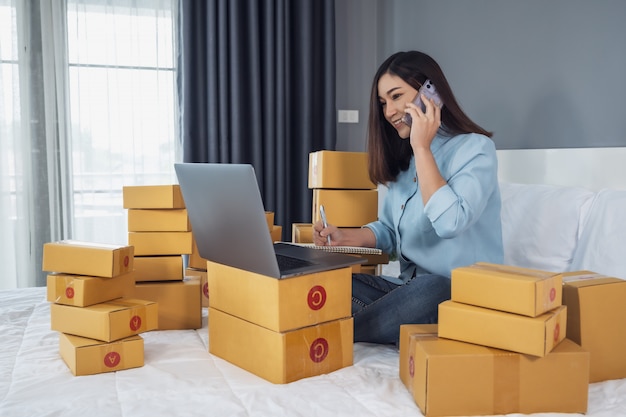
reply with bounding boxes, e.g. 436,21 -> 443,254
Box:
174,162 -> 364,278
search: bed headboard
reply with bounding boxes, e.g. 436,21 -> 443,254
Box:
497,147 -> 626,191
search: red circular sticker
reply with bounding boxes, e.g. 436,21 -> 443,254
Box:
203,282 -> 209,298
124,255 -> 129,267
129,315 -> 142,331
549,287 -> 556,302
309,338 -> 329,363
554,323 -> 560,342
104,351 -> 121,368
307,285 -> 327,311
409,355 -> 415,378
65,287 -> 75,299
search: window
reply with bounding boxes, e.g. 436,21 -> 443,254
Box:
0,0 -> 180,288
67,0 -> 180,244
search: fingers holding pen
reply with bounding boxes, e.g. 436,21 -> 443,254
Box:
313,220 -> 336,246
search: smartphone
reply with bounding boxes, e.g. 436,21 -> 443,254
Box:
401,79 -> 443,126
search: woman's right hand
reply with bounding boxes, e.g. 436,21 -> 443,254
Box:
313,220 -> 338,246
312,221 -> 377,248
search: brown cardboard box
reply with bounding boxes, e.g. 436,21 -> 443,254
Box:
359,265 -> 378,275
398,324 -> 438,388
132,277 -> 202,330
59,333 -> 144,376
127,208 -> 190,232
562,270 -> 626,382
265,211 -> 274,230
292,223 -> 314,243
209,307 -> 353,384
188,237 -> 208,270
42,240 -> 134,278
451,262 -> 563,317
46,271 -> 134,307
133,255 -> 183,282
128,231 -> 193,256
207,261 -> 351,332
438,300 -> 567,357
270,224 -> 282,242
122,184 -> 185,209
186,267 -> 209,307
312,189 -> 378,227
308,151 -> 376,190
403,332 -> 589,417
50,298 -> 158,342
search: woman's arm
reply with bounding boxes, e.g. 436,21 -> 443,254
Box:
312,221 -> 377,247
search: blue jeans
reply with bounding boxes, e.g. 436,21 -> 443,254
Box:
351,273 -> 451,344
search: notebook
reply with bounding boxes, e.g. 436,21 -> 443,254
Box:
174,162 -> 364,279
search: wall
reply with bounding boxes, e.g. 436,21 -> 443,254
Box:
336,0 -> 626,151
334,0 -> 380,151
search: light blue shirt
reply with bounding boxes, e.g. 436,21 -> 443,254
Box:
365,132 -> 504,284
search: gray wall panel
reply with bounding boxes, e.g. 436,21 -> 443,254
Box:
336,0 -> 626,150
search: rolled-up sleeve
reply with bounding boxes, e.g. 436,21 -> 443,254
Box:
424,137 -> 498,238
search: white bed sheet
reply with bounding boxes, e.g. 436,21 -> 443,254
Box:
2,287 -> 626,417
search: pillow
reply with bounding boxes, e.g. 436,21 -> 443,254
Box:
570,189 -> 626,279
499,182 -> 595,272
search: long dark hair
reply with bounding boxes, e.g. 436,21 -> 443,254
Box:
367,51 -> 492,184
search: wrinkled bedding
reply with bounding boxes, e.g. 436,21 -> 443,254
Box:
2,287 -> 626,417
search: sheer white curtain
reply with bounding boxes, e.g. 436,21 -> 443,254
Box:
0,0 -> 180,289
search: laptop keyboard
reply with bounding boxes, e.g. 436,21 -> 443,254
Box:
276,253 -> 315,271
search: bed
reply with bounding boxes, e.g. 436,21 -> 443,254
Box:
2,286 -> 626,417
4,147 -> 626,417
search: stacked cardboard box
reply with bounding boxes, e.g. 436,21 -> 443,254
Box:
123,185 -> 201,330
441,263 -> 567,356
185,237 -> 210,308
562,270 -> 626,382
302,150 -> 388,273
43,240 -> 157,376
207,260 -> 354,384
398,263 -> 590,416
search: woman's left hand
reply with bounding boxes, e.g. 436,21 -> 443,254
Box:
405,94 -> 441,151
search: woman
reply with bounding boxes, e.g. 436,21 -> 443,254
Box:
313,51 -> 503,344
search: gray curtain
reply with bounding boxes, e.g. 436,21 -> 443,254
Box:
178,0 -> 336,240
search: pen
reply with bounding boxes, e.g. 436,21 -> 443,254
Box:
319,204 -> 331,245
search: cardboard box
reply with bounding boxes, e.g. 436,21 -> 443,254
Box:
50,298 -> 158,342
122,185 -> 185,209
188,237 -> 208,270
438,300 -> 567,357
46,271 -> 134,307
451,262 -> 563,317
398,324 -> 439,388
312,189 -> 378,227
128,231 -> 193,256
292,223 -> 314,243
270,224 -> 282,242
403,333 -> 589,416
42,240 -> 134,278
562,270 -> 626,382
207,261 -> 351,332
59,333 -> 144,376
265,211 -> 274,230
186,267 -> 209,307
133,255 -> 183,282
359,265 -> 378,275
127,208 -> 190,232
209,308 -> 353,384
308,151 -> 376,190
132,277 -> 202,330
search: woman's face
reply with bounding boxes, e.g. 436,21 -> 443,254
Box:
377,73 -> 418,139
